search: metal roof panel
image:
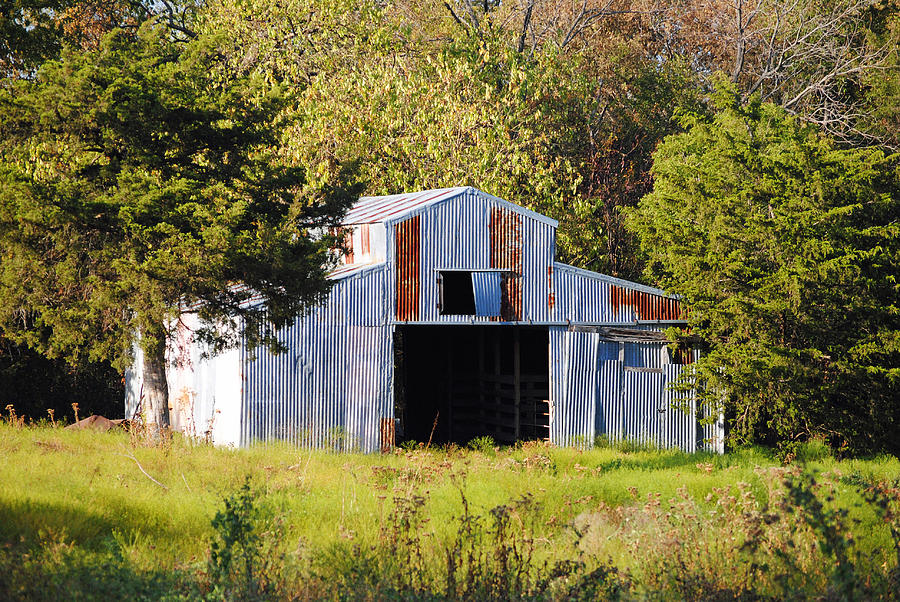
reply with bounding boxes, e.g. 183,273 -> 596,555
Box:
342,187 -> 559,228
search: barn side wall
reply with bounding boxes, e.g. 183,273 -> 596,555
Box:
239,265 -> 393,452
552,263 -> 683,323
548,325 -> 724,453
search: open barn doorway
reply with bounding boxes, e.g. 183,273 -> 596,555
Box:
394,326 -> 550,446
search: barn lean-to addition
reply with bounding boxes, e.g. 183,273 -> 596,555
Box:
125,187 -> 724,452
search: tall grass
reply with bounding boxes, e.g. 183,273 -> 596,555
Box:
0,420 -> 898,600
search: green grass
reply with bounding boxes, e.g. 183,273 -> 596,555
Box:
1,423 -> 898,600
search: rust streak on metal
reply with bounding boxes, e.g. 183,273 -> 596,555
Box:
610,284 -> 683,320
395,216 -> 420,321
345,229 -> 354,264
380,417 -> 395,453
548,265 -> 555,310
360,223 -> 370,256
490,207 -> 523,321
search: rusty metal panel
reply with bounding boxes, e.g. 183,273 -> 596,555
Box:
552,262 -> 683,324
395,216 -> 420,321
490,207 -> 523,321
360,223 -> 371,256
610,285 -> 681,321
380,417 -> 395,453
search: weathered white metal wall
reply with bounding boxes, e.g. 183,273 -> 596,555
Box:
124,317 -> 243,446
240,265 -> 393,451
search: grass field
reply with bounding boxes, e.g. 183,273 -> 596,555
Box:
1,421 -> 898,600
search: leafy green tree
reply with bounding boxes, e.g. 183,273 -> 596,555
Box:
199,0 -> 703,279
0,23 -> 354,434
628,80 -> 900,454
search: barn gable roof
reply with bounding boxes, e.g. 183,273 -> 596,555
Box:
342,186 -> 559,228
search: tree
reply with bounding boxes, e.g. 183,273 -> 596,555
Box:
0,23 -> 355,435
627,80 -> 900,454
198,0 -> 704,279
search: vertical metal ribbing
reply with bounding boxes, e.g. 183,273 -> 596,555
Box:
238,267 -> 391,452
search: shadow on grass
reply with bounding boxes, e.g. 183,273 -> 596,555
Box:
0,537 -> 190,602
0,496 -> 197,554
580,445 -> 779,474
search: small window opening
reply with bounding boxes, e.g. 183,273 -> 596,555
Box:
440,271 -> 475,315
440,271 -> 504,316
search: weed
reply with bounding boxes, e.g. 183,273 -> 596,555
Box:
399,439 -> 418,452
795,437 -> 833,463
205,477 -> 290,601
467,435 -> 497,456
4,404 -> 24,428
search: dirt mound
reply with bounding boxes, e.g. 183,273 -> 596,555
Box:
65,415 -> 126,431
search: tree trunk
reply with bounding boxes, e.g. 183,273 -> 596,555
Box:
142,337 -> 170,439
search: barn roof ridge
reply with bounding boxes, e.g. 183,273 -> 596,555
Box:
342,186 -> 559,228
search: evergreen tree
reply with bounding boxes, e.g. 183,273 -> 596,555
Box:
628,81 -> 900,454
0,23 -> 354,435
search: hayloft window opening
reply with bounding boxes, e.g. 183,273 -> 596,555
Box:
439,270 -> 504,316
439,271 -> 475,315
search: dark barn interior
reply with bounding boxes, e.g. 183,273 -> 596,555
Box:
394,326 -> 550,446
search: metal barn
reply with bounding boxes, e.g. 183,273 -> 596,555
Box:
125,187 -> 724,453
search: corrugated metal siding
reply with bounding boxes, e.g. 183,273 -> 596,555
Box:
553,263 -> 683,324
240,266 -> 393,451
596,359 -> 623,439
339,223 -> 387,267
344,187 -> 463,224
548,326 -> 566,445
620,369 -> 666,445
550,328 -> 720,453
490,207 -> 523,321
472,271 -> 502,316
610,285 -> 681,320
391,188 -> 555,324
662,365 -> 699,451
549,328 -> 598,447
